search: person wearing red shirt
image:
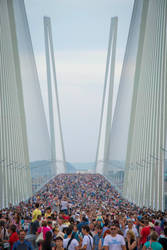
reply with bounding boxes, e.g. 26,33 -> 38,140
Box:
140,220 -> 150,247
62,214 -> 70,221
8,224 -> 19,250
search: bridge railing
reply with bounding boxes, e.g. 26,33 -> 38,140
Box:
104,172 -> 124,194
30,161 -> 58,193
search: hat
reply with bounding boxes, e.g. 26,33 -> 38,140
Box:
56,232 -> 64,240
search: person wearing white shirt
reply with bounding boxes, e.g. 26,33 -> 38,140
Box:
103,225 -> 126,250
123,220 -> 139,239
81,225 -> 93,250
61,197 -> 69,214
63,227 -> 79,250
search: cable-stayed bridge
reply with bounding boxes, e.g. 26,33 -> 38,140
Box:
0,0 -> 167,211
0,0 -> 66,208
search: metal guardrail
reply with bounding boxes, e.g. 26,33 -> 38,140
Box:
33,173 -> 58,194
104,175 -> 123,195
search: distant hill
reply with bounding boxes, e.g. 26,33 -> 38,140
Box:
30,160 -> 77,175
72,161 -> 124,171
66,162 -> 76,173
72,162 -> 95,171
30,160 -> 53,178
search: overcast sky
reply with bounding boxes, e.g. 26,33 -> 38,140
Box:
24,0 -> 134,163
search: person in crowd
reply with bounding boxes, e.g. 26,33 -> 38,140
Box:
45,207 -> 52,219
1,174 -> 167,250
93,225 -> 103,250
55,234 -> 64,250
47,220 -> 53,231
124,220 -> 138,239
42,231 -> 53,250
12,213 -> 21,232
0,219 -> 9,241
32,203 -> 42,223
73,224 -> 81,243
158,227 -> 167,250
31,215 -> 41,234
13,229 -> 33,250
99,229 -> 111,249
37,220 -> 51,240
89,223 -> 96,237
53,227 -> 60,241
143,231 -> 163,250
126,230 -> 137,250
8,224 -> 19,250
102,220 -> 109,235
63,227 -> 79,250
77,217 -> 89,233
139,220 -> 150,248
81,225 -> 93,250
154,221 -> 161,236
61,197 -> 69,215
103,224 -> 126,250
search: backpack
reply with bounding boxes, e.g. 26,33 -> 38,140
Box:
64,233 -> 75,250
36,227 -> 44,243
88,235 -> 93,249
64,238 -> 73,250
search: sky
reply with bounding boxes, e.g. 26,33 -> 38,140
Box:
24,0 -> 134,163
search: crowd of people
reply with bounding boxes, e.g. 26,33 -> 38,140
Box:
0,174 -> 167,250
